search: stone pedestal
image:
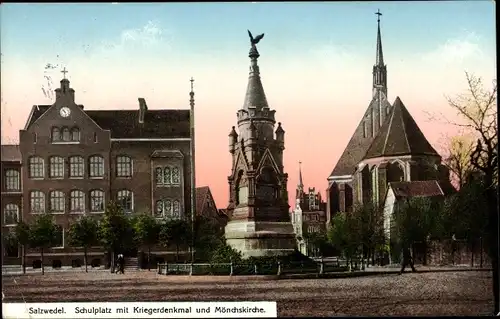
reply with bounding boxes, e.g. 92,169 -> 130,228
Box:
224,220 -> 296,258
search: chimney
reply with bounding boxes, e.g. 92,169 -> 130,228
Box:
138,98 -> 148,124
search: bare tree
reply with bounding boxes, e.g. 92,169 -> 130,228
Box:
446,72 -> 498,314
442,134 -> 475,189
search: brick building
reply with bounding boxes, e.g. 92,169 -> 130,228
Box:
291,162 -> 327,256
3,75 -> 195,267
326,13 -> 454,223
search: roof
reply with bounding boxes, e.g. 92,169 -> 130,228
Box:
389,180 -> 445,198
195,186 -> 211,215
26,105 -> 190,139
329,94 -> 392,177
1,145 -> 21,162
364,97 -> 439,159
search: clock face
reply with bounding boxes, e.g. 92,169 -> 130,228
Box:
59,107 -> 71,118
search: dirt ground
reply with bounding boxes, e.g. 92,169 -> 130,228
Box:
2,270 -> 494,317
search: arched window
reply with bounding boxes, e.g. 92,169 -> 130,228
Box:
30,191 -> 45,214
69,156 -> 84,178
89,190 -> 105,212
155,200 -> 163,218
117,190 -> 133,212
71,127 -> 80,141
50,190 -> 65,213
164,199 -> 172,218
62,127 -> 71,141
70,190 -> 85,213
163,167 -> 171,185
173,200 -> 180,218
29,157 -> 44,179
116,156 -> 132,177
172,167 -> 181,185
51,127 -> 61,142
4,204 -> 19,225
5,169 -> 20,191
89,155 -> 104,178
49,156 -> 65,178
155,167 -> 163,185
371,166 -> 379,205
236,171 -> 248,205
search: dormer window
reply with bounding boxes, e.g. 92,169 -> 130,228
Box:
52,126 -> 80,143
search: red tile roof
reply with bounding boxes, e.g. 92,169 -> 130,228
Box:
389,180 -> 445,198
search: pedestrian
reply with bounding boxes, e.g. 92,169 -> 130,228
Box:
117,254 -> 125,274
399,247 -> 416,275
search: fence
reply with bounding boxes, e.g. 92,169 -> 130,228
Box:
157,259 -> 352,276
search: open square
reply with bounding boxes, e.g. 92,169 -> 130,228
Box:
2,270 -> 493,317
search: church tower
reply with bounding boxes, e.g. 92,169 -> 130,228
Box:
225,30 -> 296,258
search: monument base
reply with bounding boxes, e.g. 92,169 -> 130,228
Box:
224,220 -> 297,258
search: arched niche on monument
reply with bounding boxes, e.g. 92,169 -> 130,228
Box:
387,161 -> 405,182
256,166 -> 279,205
236,170 -> 248,205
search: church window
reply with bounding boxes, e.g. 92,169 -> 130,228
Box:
89,156 -> 104,178
51,127 -> 61,142
155,167 -> 163,185
172,167 -> 180,185
163,167 -> 171,185
117,190 -> 133,213
173,200 -> 180,218
164,199 -> 173,218
371,167 -> 379,205
29,157 -> 44,179
116,156 -> 132,178
4,204 -> 19,225
62,127 -> 71,141
49,156 -> 64,178
71,127 -> 80,142
155,200 -> 163,218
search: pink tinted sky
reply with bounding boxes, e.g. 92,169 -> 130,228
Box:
1,3 -> 496,209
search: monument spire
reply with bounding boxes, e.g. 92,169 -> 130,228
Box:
372,9 -> 387,98
242,30 -> 269,111
298,161 -> 304,189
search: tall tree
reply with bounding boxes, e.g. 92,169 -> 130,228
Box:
29,214 -> 58,275
68,216 -> 100,273
445,72 -> 498,314
159,219 -> 190,262
193,215 -> 224,262
14,221 -> 31,274
443,135 -> 475,189
133,213 -> 160,270
328,213 -> 361,269
99,201 -> 132,273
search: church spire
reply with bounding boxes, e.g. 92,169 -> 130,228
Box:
242,30 -> 269,111
373,9 -> 387,98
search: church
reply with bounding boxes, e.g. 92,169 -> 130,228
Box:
326,12 -> 454,224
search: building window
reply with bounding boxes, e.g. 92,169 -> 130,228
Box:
155,167 -> 163,185
5,169 -> 20,191
52,225 -> 64,248
89,190 -> 105,212
30,191 -> 45,214
51,127 -> 61,142
164,199 -> 172,218
71,127 -> 80,141
62,127 -> 71,142
4,204 -> 19,225
70,190 -> 85,213
49,156 -> 64,178
89,155 -> 104,178
117,190 -> 133,212
29,157 -> 44,179
163,167 -> 171,185
49,191 -> 65,213
173,200 -> 180,218
69,156 -> 84,178
155,200 -> 163,218
172,167 -> 180,185
116,156 -> 132,178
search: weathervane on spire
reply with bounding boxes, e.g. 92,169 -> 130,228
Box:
375,9 -> 382,23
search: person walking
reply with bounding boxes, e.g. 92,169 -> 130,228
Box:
399,247 -> 417,275
117,254 -> 125,274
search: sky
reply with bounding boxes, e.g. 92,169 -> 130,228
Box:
0,2 -> 496,209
